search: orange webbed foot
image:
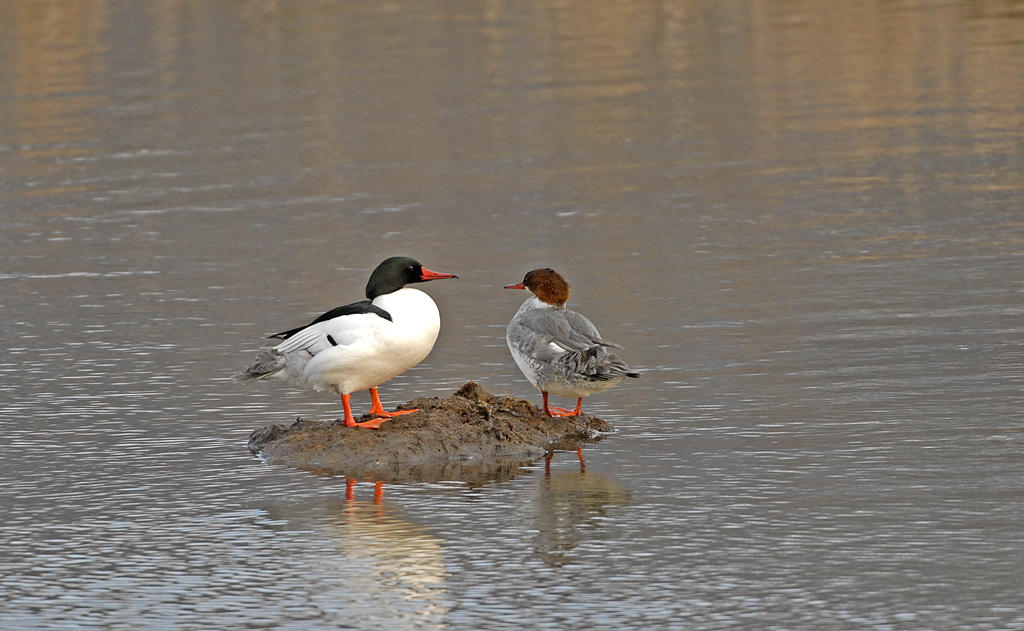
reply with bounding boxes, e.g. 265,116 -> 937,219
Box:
367,388 -> 419,419
541,393 -> 582,417
368,407 -> 419,419
351,417 -> 390,430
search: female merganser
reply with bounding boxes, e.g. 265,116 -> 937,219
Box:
236,256 -> 458,429
504,268 -> 639,417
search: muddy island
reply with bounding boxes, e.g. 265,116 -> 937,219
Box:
247,382 -> 612,482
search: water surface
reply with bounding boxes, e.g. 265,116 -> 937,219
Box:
2,1 -> 1023,629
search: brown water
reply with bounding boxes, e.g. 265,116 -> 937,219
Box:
2,1 -> 1023,628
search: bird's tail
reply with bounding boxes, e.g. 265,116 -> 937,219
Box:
561,345 -> 639,381
233,348 -> 286,382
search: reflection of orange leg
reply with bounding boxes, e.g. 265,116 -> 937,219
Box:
341,392 -> 389,429
346,478 -> 385,502
544,447 -> 586,474
368,387 -> 418,419
543,392 -> 582,417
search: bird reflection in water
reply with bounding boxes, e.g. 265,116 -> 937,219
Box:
532,450 -> 631,567
256,492 -> 449,626
330,485 -> 449,625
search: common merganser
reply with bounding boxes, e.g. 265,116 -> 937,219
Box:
236,256 -> 458,429
504,268 -> 639,417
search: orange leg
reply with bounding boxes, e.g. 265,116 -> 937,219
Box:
368,387 -> 418,418
341,392 -> 389,429
542,392 -> 582,417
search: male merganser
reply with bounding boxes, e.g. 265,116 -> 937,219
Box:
504,268 -> 639,417
236,256 -> 458,429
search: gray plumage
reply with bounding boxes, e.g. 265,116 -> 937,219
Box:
506,296 -> 639,398
233,347 -> 308,383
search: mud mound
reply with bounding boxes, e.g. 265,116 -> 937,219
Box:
247,382 -> 612,482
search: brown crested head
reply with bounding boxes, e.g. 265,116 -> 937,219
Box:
521,268 -> 570,306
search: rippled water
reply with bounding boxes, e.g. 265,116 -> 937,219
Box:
2,1 -> 1023,629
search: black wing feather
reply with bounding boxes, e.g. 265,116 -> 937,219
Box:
268,300 -> 392,340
